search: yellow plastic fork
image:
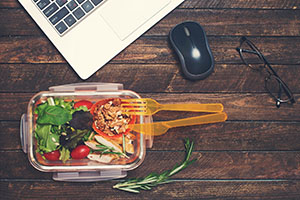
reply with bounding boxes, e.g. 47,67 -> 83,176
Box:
121,98 -> 224,115
128,112 -> 227,136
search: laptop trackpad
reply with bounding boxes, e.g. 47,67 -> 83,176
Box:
100,0 -> 171,40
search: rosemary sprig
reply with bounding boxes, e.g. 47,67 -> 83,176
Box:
113,138 -> 196,193
94,144 -> 129,158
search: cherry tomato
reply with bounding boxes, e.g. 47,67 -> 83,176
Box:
74,100 -> 93,109
71,145 -> 90,159
44,150 -> 60,161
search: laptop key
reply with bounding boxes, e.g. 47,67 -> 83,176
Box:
67,0 -> 78,11
43,3 -> 59,17
37,0 -> 50,10
76,0 -> 85,4
91,0 -> 103,6
64,14 -> 77,27
82,1 -> 94,13
73,7 -> 85,20
49,7 -> 69,25
35,0 -> 104,35
56,0 -> 67,7
55,21 -> 68,34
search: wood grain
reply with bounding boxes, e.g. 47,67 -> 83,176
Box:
1,37 -> 300,65
1,180 -> 300,199
1,9 -> 300,36
1,151 -> 300,180
2,120 -> 300,151
1,0 -> 300,199
0,93 -> 299,121
0,63 -> 299,93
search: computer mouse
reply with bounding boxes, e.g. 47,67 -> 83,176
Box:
169,21 -> 214,80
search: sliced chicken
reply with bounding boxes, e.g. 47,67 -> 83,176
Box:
125,142 -> 134,154
84,140 -> 102,150
87,154 -> 115,164
94,135 -> 122,153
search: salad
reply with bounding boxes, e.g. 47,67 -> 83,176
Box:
34,97 -> 135,163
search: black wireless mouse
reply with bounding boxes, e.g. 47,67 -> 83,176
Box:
169,21 -> 214,80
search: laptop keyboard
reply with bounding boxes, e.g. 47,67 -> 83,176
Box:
34,0 -> 104,35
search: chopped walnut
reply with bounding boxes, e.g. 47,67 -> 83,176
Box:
93,99 -> 132,136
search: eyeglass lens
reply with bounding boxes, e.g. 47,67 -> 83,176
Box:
265,75 -> 292,103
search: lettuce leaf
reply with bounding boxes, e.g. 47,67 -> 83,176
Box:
35,124 -> 60,153
59,147 -> 70,163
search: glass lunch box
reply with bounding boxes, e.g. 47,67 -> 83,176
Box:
20,83 -> 153,182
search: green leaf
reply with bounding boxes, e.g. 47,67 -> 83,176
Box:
54,98 -> 74,111
59,147 -> 71,163
64,129 -> 89,149
73,106 -> 89,114
35,102 -> 48,115
37,105 -> 72,125
46,133 -> 60,151
35,124 -> 60,153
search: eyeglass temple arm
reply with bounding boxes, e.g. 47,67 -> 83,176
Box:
263,59 -> 295,103
237,47 -> 295,104
236,48 -> 258,55
236,48 -> 279,75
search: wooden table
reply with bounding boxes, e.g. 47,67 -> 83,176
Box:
1,0 -> 300,199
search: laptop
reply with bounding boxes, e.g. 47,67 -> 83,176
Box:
18,0 -> 184,79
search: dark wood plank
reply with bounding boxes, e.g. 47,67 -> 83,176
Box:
1,37 -> 300,65
1,93 -> 299,121
0,37 -> 63,63
1,1 -> 300,199
1,63 -> 299,93
1,180 -> 300,199
2,9 -> 300,36
2,120 -> 300,151
2,0 -> 300,9
1,151 -> 300,179
180,0 -> 300,9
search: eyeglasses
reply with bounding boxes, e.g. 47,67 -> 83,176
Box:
236,36 -> 295,108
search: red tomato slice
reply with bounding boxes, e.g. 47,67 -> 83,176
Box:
44,150 -> 60,161
71,145 -> 90,159
74,100 -> 93,109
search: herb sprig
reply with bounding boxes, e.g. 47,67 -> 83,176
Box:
94,144 -> 129,158
113,139 -> 196,193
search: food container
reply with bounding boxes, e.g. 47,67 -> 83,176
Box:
20,83 -> 153,182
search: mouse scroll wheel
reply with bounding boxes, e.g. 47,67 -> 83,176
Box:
183,26 -> 191,37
